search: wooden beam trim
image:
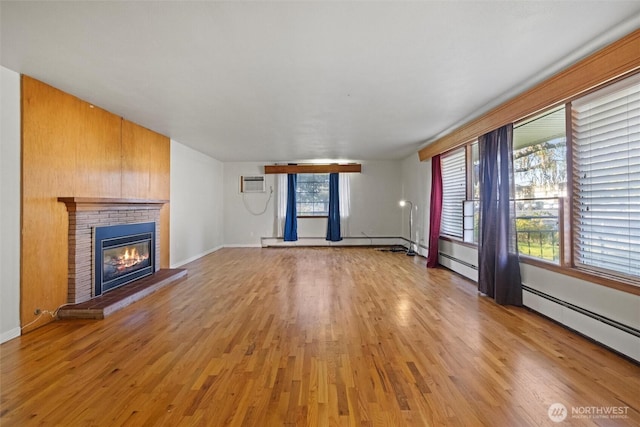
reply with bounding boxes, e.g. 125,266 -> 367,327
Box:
264,164 -> 362,174
418,28 -> 640,161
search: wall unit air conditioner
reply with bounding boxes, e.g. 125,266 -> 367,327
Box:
240,175 -> 266,193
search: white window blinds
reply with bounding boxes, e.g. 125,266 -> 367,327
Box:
441,148 -> 466,238
572,73 -> 640,279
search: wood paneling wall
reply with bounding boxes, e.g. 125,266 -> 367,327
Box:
122,119 -> 171,268
21,76 -> 170,332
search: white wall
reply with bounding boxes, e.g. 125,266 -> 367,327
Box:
1,66 -> 21,343
222,160 -> 403,246
350,160 -> 403,239
400,154 -> 431,256
223,162 -> 278,246
170,141 -> 224,267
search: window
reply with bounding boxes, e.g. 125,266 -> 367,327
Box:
443,108 -> 569,259
296,173 -> 330,216
464,142 -> 480,243
572,74 -> 640,279
513,107 -> 567,262
441,148 -> 466,238
431,73 -> 640,289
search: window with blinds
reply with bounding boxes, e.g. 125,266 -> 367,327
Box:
441,148 -> 466,238
572,73 -> 640,279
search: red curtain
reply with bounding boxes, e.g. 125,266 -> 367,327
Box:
427,155 -> 442,268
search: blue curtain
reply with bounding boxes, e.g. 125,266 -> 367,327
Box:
326,173 -> 342,241
284,174 -> 298,241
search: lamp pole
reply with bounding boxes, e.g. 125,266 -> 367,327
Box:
399,200 -> 416,256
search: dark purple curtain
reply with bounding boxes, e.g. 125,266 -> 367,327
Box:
478,124 -> 522,305
427,154 -> 442,268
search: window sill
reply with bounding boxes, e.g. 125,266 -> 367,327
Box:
439,237 -> 640,296
439,235 -> 478,249
297,215 -> 328,219
518,256 -> 640,296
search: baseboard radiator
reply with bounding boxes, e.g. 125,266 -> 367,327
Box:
523,285 -> 640,362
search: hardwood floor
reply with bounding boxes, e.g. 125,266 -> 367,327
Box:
1,248 -> 638,426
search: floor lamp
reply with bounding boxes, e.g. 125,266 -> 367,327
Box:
399,200 -> 416,256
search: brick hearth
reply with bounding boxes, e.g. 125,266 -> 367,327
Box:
57,269 -> 187,319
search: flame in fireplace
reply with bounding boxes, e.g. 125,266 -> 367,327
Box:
107,245 -> 150,272
121,247 -> 140,268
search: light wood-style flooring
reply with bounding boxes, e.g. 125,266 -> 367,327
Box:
1,248 -> 638,426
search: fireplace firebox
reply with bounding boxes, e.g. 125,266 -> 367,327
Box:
94,222 -> 155,296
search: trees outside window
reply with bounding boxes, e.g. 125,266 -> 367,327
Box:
513,107 -> 567,262
296,174 -> 330,216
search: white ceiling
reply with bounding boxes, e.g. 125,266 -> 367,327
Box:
2,1 -> 640,162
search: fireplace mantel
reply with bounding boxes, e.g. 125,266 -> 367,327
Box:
59,197 -> 169,212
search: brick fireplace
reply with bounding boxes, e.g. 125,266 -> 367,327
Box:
59,198 -> 167,304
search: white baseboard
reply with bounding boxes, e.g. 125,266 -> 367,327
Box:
1,327 -> 21,344
170,245 -> 224,268
261,236 -> 404,247
170,238 -> 413,268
